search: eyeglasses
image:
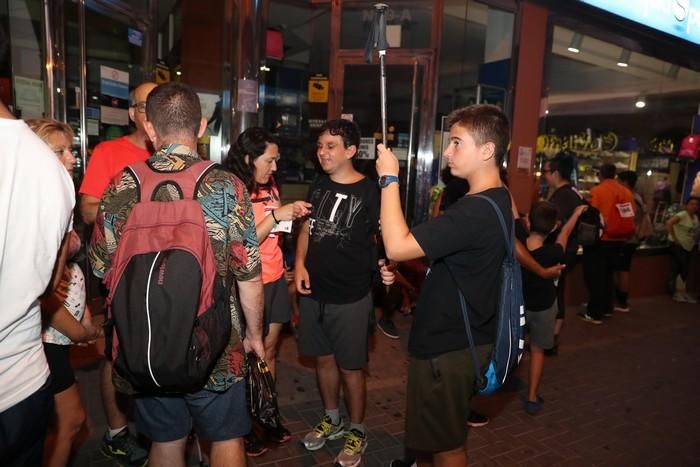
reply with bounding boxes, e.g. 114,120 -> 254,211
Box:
131,102 -> 147,113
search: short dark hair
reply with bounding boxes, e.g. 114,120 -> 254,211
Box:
529,201 -> 559,236
224,127 -> 279,193
146,82 -> 201,140
599,163 -> 616,180
320,119 -> 360,149
446,104 -> 510,166
549,152 -> 575,181
617,170 -> 638,189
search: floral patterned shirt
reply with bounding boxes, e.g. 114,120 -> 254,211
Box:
89,144 -> 261,393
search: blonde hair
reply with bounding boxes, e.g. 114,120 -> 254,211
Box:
25,118 -> 74,144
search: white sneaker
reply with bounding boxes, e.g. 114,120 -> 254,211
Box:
336,429 -> 368,467
302,415 -> 344,451
673,293 -> 698,304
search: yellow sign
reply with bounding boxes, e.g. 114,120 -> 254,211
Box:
155,64 -> 170,84
308,76 -> 328,103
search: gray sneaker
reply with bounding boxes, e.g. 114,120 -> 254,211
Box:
302,415 -> 344,451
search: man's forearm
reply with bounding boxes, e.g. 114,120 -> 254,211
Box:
295,220 -> 309,269
80,195 -> 100,224
238,277 -> 264,340
380,184 -> 414,261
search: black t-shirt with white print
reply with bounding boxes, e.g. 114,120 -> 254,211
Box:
409,187 -> 512,359
305,174 -> 379,304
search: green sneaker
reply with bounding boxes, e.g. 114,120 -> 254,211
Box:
302,414 -> 344,451
336,429 -> 368,467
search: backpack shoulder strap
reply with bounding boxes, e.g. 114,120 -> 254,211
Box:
470,193 -> 514,259
128,160 -> 216,201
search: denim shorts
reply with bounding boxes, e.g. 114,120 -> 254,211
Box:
134,380 -> 250,442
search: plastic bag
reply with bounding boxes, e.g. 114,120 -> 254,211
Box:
246,353 -> 283,430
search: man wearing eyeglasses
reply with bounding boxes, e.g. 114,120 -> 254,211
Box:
78,81 -> 156,467
80,82 -> 157,224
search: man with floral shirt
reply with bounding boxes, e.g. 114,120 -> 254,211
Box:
90,82 -> 264,466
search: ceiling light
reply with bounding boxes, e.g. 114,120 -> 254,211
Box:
545,109 -> 549,115
175,70 -> 182,76
646,170 -> 652,176
617,49 -> 631,67
568,32 -> 583,53
635,97 -> 646,108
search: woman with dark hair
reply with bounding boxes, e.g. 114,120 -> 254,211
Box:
224,127 -> 311,454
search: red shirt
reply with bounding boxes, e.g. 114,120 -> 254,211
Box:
79,136 -> 150,198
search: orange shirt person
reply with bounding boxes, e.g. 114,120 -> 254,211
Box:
79,82 -> 157,224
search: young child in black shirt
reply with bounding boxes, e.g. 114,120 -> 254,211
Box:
523,201 -> 587,414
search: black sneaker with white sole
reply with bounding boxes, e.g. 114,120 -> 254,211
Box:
377,318 -> 400,339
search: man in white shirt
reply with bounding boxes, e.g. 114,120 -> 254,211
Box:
0,100 -> 75,466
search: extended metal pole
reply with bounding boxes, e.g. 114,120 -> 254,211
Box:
374,3 -> 389,147
379,50 -> 388,146
404,59 -> 418,214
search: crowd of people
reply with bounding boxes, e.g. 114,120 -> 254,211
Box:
1,80 -> 698,467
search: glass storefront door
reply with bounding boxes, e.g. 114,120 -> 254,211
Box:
334,53 -> 433,224
62,1 -> 150,188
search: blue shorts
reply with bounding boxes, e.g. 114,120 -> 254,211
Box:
134,380 -> 250,442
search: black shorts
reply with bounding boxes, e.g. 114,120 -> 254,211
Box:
297,293 -> 372,370
44,343 -> 76,394
264,275 -> 291,330
405,345 -> 492,453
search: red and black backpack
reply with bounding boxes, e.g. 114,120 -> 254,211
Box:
104,160 -> 230,393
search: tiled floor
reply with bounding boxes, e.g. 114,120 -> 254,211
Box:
71,296 -> 700,466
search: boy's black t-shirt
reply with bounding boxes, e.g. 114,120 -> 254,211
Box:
305,174 -> 379,304
409,187 -> 511,359
522,244 -> 564,311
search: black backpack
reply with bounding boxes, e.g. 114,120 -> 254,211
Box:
577,202 -> 603,247
446,194 -> 525,395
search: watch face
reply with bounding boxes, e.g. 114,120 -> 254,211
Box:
379,175 -> 398,187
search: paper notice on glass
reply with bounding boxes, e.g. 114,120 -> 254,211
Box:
517,146 -> 532,170
14,76 -> 45,118
101,105 -> 129,125
237,79 -> 258,113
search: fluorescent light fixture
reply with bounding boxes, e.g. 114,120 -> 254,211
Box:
635,97 -> 646,108
617,49 -> 631,67
568,32 -> 583,53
